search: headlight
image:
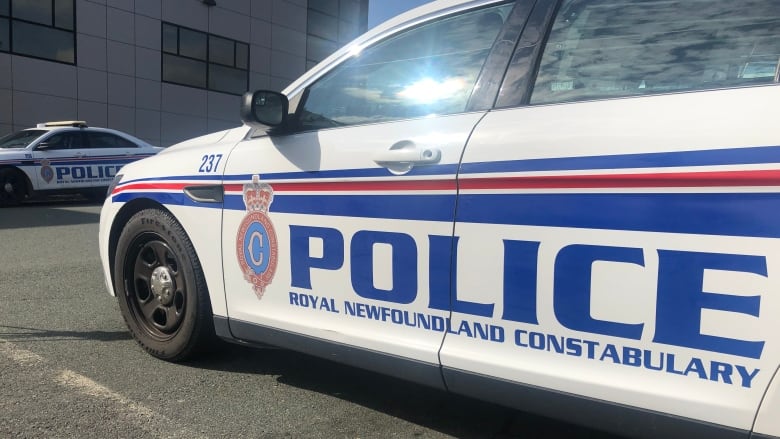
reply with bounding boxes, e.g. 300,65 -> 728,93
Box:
106,174 -> 123,198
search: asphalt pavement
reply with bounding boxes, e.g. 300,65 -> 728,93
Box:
0,200 -> 622,438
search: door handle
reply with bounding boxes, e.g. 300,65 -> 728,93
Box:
373,141 -> 442,174
373,148 -> 441,164
74,152 -> 86,158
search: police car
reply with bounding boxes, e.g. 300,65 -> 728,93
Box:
0,121 -> 161,205
98,0 -> 780,438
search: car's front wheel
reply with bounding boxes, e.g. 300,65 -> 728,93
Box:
0,168 -> 27,206
114,208 -> 215,361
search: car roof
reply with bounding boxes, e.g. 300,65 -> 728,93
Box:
18,125 -> 154,147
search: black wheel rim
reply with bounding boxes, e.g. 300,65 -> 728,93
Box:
124,233 -> 187,340
0,172 -> 23,205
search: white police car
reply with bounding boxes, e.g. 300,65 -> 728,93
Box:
98,1 -> 780,438
0,121 -> 161,205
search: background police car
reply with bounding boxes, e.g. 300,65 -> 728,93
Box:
99,1 -> 780,439
0,121 -> 161,205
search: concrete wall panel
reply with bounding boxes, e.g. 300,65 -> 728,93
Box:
13,91 -> 78,127
77,68 -> 108,103
77,0 -> 107,38
108,73 -> 135,107
135,15 -> 161,50
108,104 -> 135,134
107,7 -> 135,44
12,57 -> 77,99
107,41 -> 135,76
161,84 -> 207,118
210,7 -> 251,42
77,101 -> 109,127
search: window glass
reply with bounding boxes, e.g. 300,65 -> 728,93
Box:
0,0 -> 8,16
11,0 -> 51,25
209,35 -> 234,66
209,64 -> 247,95
299,3 -> 512,130
12,21 -> 74,63
162,22 -> 249,95
162,23 -> 177,54
236,42 -> 249,69
0,18 -> 8,52
40,132 -> 84,150
54,0 -> 73,30
179,28 -> 206,60
163,53 -> 207,88
87,132 -> 138,149
531,0 -> 780,105
0,130 -> 44,149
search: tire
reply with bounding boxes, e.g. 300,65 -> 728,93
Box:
0,168 -> 27,206
114,208 -> 215,361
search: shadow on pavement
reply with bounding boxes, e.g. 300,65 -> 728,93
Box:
0,324 -> 132,342
0,201 -> 102,229
188,342 -> 620,439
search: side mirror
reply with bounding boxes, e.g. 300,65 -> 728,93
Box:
240,90 -> 289,131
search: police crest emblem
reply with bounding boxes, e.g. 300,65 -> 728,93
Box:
40,159 -> 54,183
236,175 -> 278,299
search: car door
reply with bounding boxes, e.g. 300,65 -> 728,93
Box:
442,0 -> 780,435
83,131 -> 145,188
32,129 -> 90,190
221,1 -> 523,384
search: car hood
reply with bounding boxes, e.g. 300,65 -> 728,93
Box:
0,148 -> 27,158
157,126 -> 250,155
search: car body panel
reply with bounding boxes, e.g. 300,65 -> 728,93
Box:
97,0 -> 780,437
0,126 -> 162,197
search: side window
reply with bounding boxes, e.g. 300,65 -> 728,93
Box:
297,3 -> 514,130
530,0 -> 780,105
40,132 -> 85,150
86,132 -> 138,149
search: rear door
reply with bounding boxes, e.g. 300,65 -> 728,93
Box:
221,1 -> 524,384
443,0 -> 780,433
82,131 -> 146,188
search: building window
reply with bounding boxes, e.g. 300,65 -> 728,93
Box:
162,22 -> 249,95
306,0 -> 368,66
0,0 -> 75,63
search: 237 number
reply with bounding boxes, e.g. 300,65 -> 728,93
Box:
198,154 -> 223,173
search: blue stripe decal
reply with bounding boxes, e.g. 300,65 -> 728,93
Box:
456,193 -> 780,238
122,190 -> 780,238
112,192 -> 222,209
460,145 -> 780,174
256,193 -> 778,238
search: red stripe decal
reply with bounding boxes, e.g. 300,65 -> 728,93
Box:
460,170 -> 780,189
115,169 -> 780,196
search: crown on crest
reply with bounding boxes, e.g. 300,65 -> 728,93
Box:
243,175 -> 274,212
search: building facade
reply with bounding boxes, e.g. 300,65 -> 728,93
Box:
0,0 -> 368,146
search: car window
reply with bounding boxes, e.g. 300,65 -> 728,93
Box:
530,0 -> 780,105
86,132 -> 138,149
39,131 -> 85,150
0,130 -> 45,148
297,2 -> 514,130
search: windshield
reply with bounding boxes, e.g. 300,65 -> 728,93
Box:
0,130 -> 46,149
